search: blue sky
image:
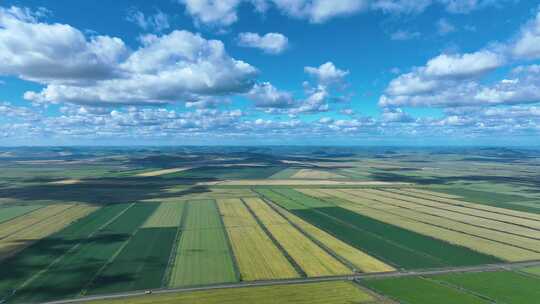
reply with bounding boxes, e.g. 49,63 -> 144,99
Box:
0,0 -> 539,146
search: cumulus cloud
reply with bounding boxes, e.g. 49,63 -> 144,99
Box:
126,9 -> 170,32
304,62 -> 349,86
237,32 -> 289,54
0,8 -> 258,106
178,0 -> 243,27
271,0 -> 368,23
246,82 -> 295,108
0,6 -> 128,84
512,11 -> 540,60
424,51 -> 504,79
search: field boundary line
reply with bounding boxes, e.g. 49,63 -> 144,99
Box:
161,201 -> 188,288
41,260 -> 540,304
4,203 -> 135,302
214,199 -> 242,282
241,196 -> 306,278
421,276 -> 498,303
0,205 -> 45,225
380,188 -> 540,223
338,189 -> 540,255
260,194 -> 357,273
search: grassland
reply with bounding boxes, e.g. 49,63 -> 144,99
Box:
0,205 -> 42,224
217,199 -> 299,281
243,197 -> 351,277
143,201 -> 185,228
86,281 -> 377,304
432,271 -> 540,304
363,276 -> 489,304
7,203 -> 157,303
522,266 -> 540,276
168,200 -> 238,287
291,169 -> 345,179
87,227 -> 177,295
319,188 -> 536,262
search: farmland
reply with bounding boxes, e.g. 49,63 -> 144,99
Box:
0,146 -> 538,303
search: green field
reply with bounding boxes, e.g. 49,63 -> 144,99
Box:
6,203 -> 157,303
261,188 -> 501,269
87,227 -> 177,294
432,271 -> 540,304
363,276 -> 489,304
169,200 -> 238,287
0,205 -> 43,224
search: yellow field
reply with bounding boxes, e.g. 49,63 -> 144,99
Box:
217,199 -> 299,281
136,167 -> 190,177
291,169 -> 345,179
85,281 -> 376,304
0,204 -> 98,259
274,202 -> 394,273
400,188 -> 463,199
143,201 -> 185,228
386,188 -> 540,223
375,188 -> 540,230
317,189 -> 540,261
150,188 -> 257,202
199,180 -> 406,186
356,189 -> 540,239
344,189 -> 540,252
47,179 -> 82,185
243,198 -> 351,277
0,204 -> 75,238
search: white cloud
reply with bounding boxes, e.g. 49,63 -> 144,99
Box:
371,0 -> 432,14
0,8 -> 258,106
512,11 -> 540,60
126,9 -> 170,32
390,30 -> 421,41
424,51 -> 504,79
178,0 -> 242,27
271,0 -> 368,23
436,18 -> 456,35
0,6 -> 128,84
237,32 -> 289,54
304,62 -> 349,86
246,82 -> 295,108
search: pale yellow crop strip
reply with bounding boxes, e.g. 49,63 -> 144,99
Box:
217,199 -> 299,281
316,189 -> 540,261
385,188 -> 540,223
244,197 -> 351,277
402,188 -> 463,199
273,197 -> 394,273
0,204 -> 75,238
143,201 -> 185,228
295,188 -> 335,198
354,189 -> 540,239
291,169 -> 345,179
371,188 -> 540,230
85,281 -> 375,304
343,189 -> 540,253
0,204 -> 98,259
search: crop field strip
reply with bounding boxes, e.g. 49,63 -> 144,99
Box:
429,270 -> 540,304
317,188 -> 537,261
143,201 -> 185,228
362,189 -> 540,239
376,188 -> 540,230
345,189 -> 540,252
169,200 -> 238,288
0,205 -> 43,224
0,204 -> 75,239
0,204 -> 98,260
268,188 -> 499,268
6,202 -> 158,304
216,198 -> 299,281
243,197 -> 352,277
268,200 -> 395,273
399,188 -> 464,199
85,281 -> 378,304
362,276 -> 490,304
384,188 -> 540,223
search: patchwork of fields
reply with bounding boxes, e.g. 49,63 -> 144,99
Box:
1,152 -> 539,304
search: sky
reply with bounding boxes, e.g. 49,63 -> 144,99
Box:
0,0 -> 540,146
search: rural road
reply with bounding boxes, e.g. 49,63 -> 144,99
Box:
41,259 -> 540,304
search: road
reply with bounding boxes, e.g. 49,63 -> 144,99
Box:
42,259 -> 540,304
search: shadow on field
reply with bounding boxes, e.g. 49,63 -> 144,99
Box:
0,176 -> 216,206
